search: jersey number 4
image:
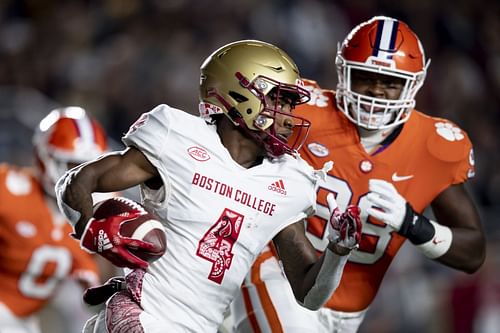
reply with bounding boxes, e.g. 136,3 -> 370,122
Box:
196,208 -> 244,284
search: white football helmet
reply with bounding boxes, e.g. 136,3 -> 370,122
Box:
336,16 -> 431,130
33,107 -> 107,196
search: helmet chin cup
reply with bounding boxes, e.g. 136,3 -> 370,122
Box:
342,90 -> 413,130
264,136 -> 287,158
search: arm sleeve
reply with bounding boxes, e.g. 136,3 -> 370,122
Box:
122,104 -> 172,169
299,248 -> 348,310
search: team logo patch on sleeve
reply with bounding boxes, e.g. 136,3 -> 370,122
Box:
6,170 -> 32,195
127,113 -> 149,135
307,142 -> 329,157
435,122 -> 464,141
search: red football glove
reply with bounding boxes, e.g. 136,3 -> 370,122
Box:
326,194 -> 362,249
79,213 -> 156,269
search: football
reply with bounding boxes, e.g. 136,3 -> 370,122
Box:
93,197 -> 167,263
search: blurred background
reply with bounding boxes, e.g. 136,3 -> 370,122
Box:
0,0 -> 498,332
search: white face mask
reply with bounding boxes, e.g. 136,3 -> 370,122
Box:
335,55 -> 429,130
350,106 -> 395,128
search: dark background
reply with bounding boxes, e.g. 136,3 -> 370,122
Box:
0,1 -> 498,332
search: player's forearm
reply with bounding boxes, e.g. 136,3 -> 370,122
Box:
275,220 -> 353,309
435,226 -> 485,273
297,247 -> 349,310
56,167 -> 99,237
399,205 -> 485,273
56,153 -> 129,236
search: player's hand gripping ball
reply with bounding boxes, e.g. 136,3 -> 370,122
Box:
80,197 -> 166,269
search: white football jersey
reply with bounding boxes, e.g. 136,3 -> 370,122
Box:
122,104 -> 320,332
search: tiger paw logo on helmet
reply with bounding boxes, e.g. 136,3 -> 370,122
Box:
435,122 -> 464,142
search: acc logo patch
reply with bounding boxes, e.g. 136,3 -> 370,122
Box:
359,160 -> 373,173
307,142 -> 329,157
188,146 -> 210,161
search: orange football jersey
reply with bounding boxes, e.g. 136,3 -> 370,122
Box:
0,164 -> 99,317
252,79 -> 473,313
293,79 -> 474,311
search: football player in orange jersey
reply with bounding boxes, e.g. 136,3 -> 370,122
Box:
0,106 -> 108,333
230,16 -> 486,333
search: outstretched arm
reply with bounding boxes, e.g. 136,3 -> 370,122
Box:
273,196 -> 361,310
367,179 -> 485,273
430,184 -> 485,273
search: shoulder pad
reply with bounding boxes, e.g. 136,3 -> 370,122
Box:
426,118 -> 471,162
302,78 -> 320,89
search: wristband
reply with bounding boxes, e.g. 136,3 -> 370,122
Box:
415,221 -> 453,259
399,203 -> 453,259
398,203 -> 435,245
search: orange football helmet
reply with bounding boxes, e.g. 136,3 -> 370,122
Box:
33,107 -> 107,196
336,16 -> 430,129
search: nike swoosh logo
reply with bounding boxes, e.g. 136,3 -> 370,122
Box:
432,238 -> 445,245
392,172 -> 414,182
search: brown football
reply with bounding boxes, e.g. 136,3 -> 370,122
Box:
93,197 -> 166,263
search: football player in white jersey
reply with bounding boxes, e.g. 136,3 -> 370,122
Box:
55,40 -> 363,333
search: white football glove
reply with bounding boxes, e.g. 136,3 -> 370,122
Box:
366,179 -> 452,257
327,193 -> 362,249
366,179 -> 407,231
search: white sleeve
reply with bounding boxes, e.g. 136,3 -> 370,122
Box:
55,171 -> 81,228
122,104 -> 171,168
121,104 -> 173,207
299,249 -> 348,310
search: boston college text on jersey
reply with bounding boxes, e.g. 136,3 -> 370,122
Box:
192,172 -> 276,216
